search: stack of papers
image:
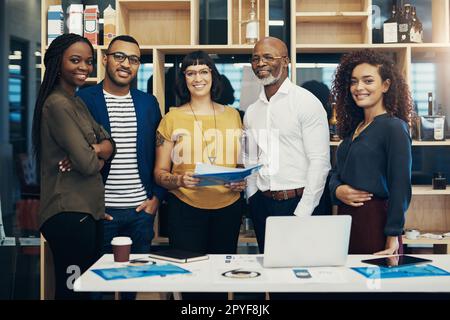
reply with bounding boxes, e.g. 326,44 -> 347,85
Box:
92,264 -> 191,281
193,163 -> 262,186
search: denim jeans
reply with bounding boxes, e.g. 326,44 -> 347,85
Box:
98,207 -> 155,300
103,207 -> 155,255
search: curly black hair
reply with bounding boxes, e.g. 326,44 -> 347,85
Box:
175,50 -> 223,105
330,49 -> 413,138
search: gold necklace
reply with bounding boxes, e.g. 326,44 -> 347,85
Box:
188,102 -> 218,164
353,120 -> 372,140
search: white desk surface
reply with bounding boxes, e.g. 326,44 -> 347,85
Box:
74,254 -> 450,293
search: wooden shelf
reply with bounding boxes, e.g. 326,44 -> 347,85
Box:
295,0 -> 367,12
296,12 -> 369,23
152,235 -> 258,245
329,140 -> 341,146
152,236 -> 169,245
409,43 -> 450,52
412,186 -> 450,196
412,139 -> 450,146
295,43 -> 407,53
403,234 -> 450,246
46,44 -> 103,50
85,77 -> 98,84
152,44 -> 255,54
118,0 -> 191,11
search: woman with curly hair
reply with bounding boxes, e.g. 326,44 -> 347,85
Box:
329,49 -> 413,255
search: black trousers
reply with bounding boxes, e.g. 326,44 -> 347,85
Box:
167,194 -> 243,300
167,194 -> 244,254
248,191 -> 302,300
248,190 -> 301,253
41,212 -> 103,300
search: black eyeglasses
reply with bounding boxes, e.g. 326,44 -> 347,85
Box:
106,51 -> 141,65
184,68 -> 212,79
250,55 -> 286,64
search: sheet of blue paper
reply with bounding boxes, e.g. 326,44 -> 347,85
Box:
351,264 -> 450,279
92,264 -> 191,281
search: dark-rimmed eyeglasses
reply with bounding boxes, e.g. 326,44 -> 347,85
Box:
250,55 -> 286,64
106,52 -> 141,65
184,68 -> 212,79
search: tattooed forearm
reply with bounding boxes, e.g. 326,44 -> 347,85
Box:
159,173 -> 180,189
156,131 -> 166,147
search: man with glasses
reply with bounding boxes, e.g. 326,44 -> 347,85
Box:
244,37 -> 331,253
76,36 -> 166,297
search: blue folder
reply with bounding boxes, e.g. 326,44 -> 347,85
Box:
193,164 -> 262,187
92,264 -> 191,281
351,264 -> 450,279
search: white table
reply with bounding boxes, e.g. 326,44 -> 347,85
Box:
74,254 -> 450,294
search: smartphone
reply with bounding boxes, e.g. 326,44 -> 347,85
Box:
293,269 -> 312,279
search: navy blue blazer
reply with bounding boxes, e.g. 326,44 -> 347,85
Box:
77,82 -> 167,201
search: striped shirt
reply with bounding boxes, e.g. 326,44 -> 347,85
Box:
103,90 -> 147,208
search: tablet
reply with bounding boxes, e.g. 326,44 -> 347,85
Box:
361,255 -> 432,268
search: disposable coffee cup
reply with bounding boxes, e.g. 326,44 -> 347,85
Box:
111,237 -> 132,262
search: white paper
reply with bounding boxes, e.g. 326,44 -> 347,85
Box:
293,267 -> 350,284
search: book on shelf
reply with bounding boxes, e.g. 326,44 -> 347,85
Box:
148,249 -> 209,264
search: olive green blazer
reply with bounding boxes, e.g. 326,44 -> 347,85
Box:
39,86 -> 114,228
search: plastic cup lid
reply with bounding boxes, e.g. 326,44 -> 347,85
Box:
111,236 -> 132,246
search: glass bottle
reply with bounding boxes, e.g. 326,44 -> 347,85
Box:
428,92 -> 434,116
245,0 -> 259,44
329,102 -> 340,141
398,4 -> 411,43
383,4 -> 398,43
436,104 -> 448,139
410,6 -> 423,43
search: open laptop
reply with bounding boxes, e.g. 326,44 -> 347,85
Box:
263,215 -> 352,268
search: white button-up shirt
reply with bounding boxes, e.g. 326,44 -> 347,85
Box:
243,77 -> 331,217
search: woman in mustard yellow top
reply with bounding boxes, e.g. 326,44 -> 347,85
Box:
154,51 -> 245,255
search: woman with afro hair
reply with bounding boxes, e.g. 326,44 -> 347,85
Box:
329,49 -> 413,256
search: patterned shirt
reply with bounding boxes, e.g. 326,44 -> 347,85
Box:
103,90 -> 147,208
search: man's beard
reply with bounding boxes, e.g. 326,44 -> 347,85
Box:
257,67 -> 283,86
106,66 -> 133,87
